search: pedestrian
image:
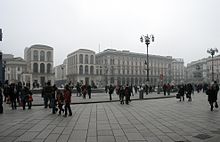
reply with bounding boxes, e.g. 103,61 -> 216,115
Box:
56,89 -> 64,115
207,81 -> 219,111
178,84 -> 185,102
119,86 -> 125,104
163,84 -> 167,96
63,85 -> 72,117
43,82 -> 53,108
109,84 -> 114,101
20,86 -> 30,110
3,81 -> 9,103
9,83 -> 17,110
125,84 -> 131,105
0,86 -> 3,113
51,84 -> 58,114
87,84 -> 92,99
27,87 -> 33,109
81,84 -> 87,99
76,82 -> 81,97
186,83 -> 193,101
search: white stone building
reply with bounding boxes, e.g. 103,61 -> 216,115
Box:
64,49 -> 179,87
24,44 -> 54,86
4,57 -> 27,84
66,49 -> 96,86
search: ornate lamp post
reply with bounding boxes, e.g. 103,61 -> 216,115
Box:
140,34 -> 154,81
207,48 -> 218,82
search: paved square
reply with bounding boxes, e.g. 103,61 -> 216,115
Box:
1,92 -> 220,142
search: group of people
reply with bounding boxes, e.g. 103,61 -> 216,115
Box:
42,82 -> 72,117
177,83 -> 194,102
76,82 -> 92,99
0,81 -> 33,113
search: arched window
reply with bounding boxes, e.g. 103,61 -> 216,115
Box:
33,63 -> 38,73
79,54 -> 83,64
40,63 -> 45,73
85,55 -> 88,64
33,50 -> 38,61
90,55 -> 94,64
47,51 -> 51,61
90,66 -> 94,74
47,63 -> 51,73
40,51 -> 45,61
79,65 -> 83,74
85,65 -> 89,74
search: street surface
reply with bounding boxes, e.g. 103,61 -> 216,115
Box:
1,92 -> 220,142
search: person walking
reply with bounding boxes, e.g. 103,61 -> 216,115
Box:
163,84 -> 167,96
186,83 -> 193,102
9,83 -> 17,110
87,84 -> 92,99
178,84 -> 185,102
63,85 -> 72,117
125,84 -> 131,105
43,82 -> 53,108
207,81 -> 219,111
81,84 -> 87,99
119,86 -> 125,104
20,86 -> 30,110
56,89 -> 64,115
109,84 -> 114,101
0,86 -> 3,113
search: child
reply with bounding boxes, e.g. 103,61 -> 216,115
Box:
56,90 -> 64,115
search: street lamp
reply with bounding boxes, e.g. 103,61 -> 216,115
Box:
207,48 -> 218,82
140,34 -> 154,82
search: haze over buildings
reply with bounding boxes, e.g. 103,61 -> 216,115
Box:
0,0 -> 220,66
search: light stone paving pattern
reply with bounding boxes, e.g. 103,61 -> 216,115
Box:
1,92 -> 220,142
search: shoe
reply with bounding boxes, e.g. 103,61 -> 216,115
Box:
69,114 -> 72,116
63,115 -> 67,117
211,105 -> 214,111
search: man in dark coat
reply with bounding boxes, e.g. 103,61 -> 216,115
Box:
109,85 -> 114,101
178,84 -> 185,102
208,81 -> 219,111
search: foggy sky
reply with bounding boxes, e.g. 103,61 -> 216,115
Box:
0,0 -> 220,66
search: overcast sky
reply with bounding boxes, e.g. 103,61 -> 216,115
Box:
0,0 -> 220,66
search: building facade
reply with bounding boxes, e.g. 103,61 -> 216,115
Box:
25,44 -> 54,86
96,49 -> 173,87
66,49 -> 96,86
186,58 -> 207,84
4,57 -> 27,83
63,49 -> 181,87
171,58 -> 185,84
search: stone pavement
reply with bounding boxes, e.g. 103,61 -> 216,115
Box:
32,92 -> 175,105
1,92 -> 220,142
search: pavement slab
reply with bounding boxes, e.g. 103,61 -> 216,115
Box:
1,92 -> 220,142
